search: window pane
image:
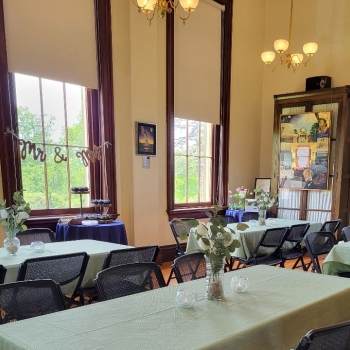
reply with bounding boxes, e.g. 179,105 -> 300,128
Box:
15,73 -> 90,209
174,155 -> 187,203
187,156 -> 199,202
174,117 -> 212,205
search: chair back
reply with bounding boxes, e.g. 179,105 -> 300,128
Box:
0,265 -> 7,284
94,262 -> 166,301
320,219 -> 341,235
341,226 -> 350,242
256,227 -> 290,251
0,279 -> 66,324
218,215 -> 237,224
304,231 -> 337,273
17,252 -> 90,300
16,228 -> 56,245
295,319 -> 350,350
241,212 -> 258,222
102,245 -> 160,270
173,252 -> 206,283
170,218 -> 194,257
285,223 -> 310,244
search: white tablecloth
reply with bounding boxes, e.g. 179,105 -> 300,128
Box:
0,239 -> 132,293
0,266 -> 350,350
186,218 -> 322,258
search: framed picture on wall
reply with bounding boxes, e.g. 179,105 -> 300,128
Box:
254,178 -> 271,198
279,111 -> 331,190
136,122 -> 157,156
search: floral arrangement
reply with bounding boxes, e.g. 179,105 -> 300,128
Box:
0,191 -> 31,239
177,205 -> 248,299
229,186 -> 248,210
249,188 -> 277,211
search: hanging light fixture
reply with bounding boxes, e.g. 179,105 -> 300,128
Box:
261,0 -> 318,73
132,0 -> 200,25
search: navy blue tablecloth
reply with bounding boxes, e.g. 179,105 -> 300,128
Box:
225,210 -> 245,222
56,220 -> 128,245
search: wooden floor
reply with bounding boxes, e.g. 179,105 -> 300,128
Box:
160,254 -> 326,286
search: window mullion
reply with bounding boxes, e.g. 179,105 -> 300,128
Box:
39,78 -> 49,209
63,83 -> 72,208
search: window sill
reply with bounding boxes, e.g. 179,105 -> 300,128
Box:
167,206 -> 227,221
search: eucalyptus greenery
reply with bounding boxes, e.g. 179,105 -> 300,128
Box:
0,191 -> 31,239
177,205 -> 248,263
249,189 -> 278,211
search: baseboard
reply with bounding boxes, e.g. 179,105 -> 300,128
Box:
158,243 -> 186,263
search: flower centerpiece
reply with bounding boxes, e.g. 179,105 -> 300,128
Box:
0,191 -> 31,255
249,188 -> 277,226
177,205 -> 248,300
229,186 -> 248,210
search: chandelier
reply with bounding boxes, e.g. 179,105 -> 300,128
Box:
261,0 -> 318,73
132,0 -> 200,25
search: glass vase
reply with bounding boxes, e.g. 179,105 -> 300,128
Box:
258,208 -> 267,226
4,234 -> 20,256
205,256 -> 225,300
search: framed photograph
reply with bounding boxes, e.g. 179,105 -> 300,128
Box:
136,122 -> 157,156
255,178 -> 271,197
279,111 -> 331,190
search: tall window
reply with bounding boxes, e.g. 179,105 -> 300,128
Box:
174,118 -> 212,205
15,73 -> 90,209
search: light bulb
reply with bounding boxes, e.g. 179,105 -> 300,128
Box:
261,51 -> 276,64
137,0 -> 157,12
274,39 -> 289,53
179,0 -> 199,12
303,43 -> 318,56
291,53 -> 303,66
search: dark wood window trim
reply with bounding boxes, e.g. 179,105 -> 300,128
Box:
0,0 -> 117,228
166,0 -> 233,220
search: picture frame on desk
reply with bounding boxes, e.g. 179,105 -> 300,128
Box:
136,122 -> 157,156
254,178 -> 271,198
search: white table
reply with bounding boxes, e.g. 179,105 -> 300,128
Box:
322,241 -> 350,275
186,218 -> 322,259
0,266 -> 350,349
0,240 -> 132,293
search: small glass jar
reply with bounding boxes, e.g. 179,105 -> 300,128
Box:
30,241 -> 45,253
231,276 -> 249,293
174,289 -> 197,308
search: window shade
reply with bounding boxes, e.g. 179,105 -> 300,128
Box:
174,0 -> 223,124
3,0 -> 98,88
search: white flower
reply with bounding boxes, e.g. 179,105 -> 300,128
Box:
198,235 -> 210,250
0,209 -> 8,219
18,212 -> 29,220
196,222 -> 207,236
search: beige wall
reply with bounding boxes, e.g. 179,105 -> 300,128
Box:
1,0 -> 350,247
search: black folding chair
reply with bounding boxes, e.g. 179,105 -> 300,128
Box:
341,226 -> 350,242
173,252 -> 206,283
281,223 -> 310,270
102,245 -> 160,269
17,252 -> 90,307
218,215 -> 237,224
167,219 -> 194,285
16,228 -> 56,245
304,231 -> 337,273
234,227 -> 290,268
241,212 -> 259,222
94,262 -> 166,301
0,265 -> 7,284
0,279 -> 66,324
294,319 -> 350,350
319,219 -> 341,236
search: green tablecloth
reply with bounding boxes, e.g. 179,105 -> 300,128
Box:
322,241 -> 350,275
186,218 -> 321,259
0,266 -> 350,350
0,240 -> 132,293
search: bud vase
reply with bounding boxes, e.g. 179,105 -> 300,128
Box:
4,234 -> 20,256
205,256 -> 225,300
258,208 -> 267,226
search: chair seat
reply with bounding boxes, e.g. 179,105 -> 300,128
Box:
282,251 -> 303,260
